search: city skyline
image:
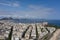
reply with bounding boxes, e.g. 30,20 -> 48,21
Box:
0,0 -> 60,20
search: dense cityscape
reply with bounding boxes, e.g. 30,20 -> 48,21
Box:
0,20 -> 56,40
0,0 -> 60,40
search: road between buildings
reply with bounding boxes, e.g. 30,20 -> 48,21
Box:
49,29 -> 60,40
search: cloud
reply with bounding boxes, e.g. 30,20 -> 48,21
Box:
12,3 -> 19,7
0,5 -> 54,19
0,3 -> 10,6
0,2 -> 20,7
19,5 -> 54,18
0,11 -> 13,15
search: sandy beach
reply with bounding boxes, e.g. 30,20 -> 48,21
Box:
49,29 -> 60,40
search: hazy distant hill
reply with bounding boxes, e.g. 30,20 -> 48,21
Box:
0,17 -> 60,26
0,17 -> 46,23
0,17 -> 13,20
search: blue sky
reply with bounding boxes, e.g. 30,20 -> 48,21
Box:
0,0 -> 60,20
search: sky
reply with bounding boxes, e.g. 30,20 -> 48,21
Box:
0,0 -> 60,20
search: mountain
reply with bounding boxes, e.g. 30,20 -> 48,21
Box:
0,17 -> 46,23
0,17 -> 60,26
0,17 -> 13,20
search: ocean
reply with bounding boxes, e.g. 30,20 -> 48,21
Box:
0,18 -> 60,26
12,19 -> 60,26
